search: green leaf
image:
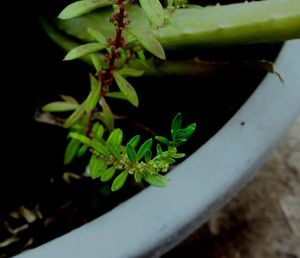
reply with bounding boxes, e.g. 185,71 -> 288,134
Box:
42,102 -> 79,112
111,170 -> 129,192
87,27 -> 107,45
113,71 -> 139,107
77,144 -> 89,157
144,149 -> 152,163
139,0 -> 165,27
156,143 -> 163,156
126,28 -> 166,60
105,92 -> 127,100
90,54 -> 102,72
134,170 -> 142,183
64,43 -> 107,61
58,0 -> 114,20
155,136 -> 171,146
89,154 -> 107,179
60,95 -> 79,104
100,97 -> 114,132
107,128 -> 123,148
144,174 -> 168,187
101,166 -> 117,182
137,138 -> 153,161
64,138 -> 81,165
170,152 -> 186,159
92,123 -> 104,140
69,132 -> 91,145
183,123 -> 196,139
107,143 -> 121,159
64,101 -> 86,128
126,144 -> 137,164
91,138 -> 110,156
85,74 -> 101,112
119,67 -> 144,77
171,113 -> 182,138
127,135 -> 140,149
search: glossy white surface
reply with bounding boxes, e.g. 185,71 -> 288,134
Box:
15,40 -> 300,258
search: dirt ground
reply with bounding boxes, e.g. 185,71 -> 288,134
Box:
164,114 -> 300,258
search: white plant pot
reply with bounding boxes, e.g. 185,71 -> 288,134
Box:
14,40 -> 300,258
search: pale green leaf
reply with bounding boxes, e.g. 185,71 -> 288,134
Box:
105,92 -> 127,100
87,27 -> 107,45
91,138 -> 110,156
42,102 -> 79,112
111,170 -> 128,192
100,97 -> 114,132
60,95 -> 79,104
85,74 -> 101,112
90,54 -> 102,72
107,128 -> 123,148
64,43 -> 107,61
77,144 -> 89,157
64,101 -> 86,128
89,154 -> 107,179
139,0 -> 165,27
113,71 -> 139,107
101,166 -> 117,182
134,171 -> 142,183
92,123 -> 104,140
119,67 -> 144,77
58,0 -> 114,20
126,28 -> 166,60
64,138 -> 81,165
144,174 -> 168,187
69,132 -> 91,145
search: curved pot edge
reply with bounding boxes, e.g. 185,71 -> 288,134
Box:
14,39 -> 300,258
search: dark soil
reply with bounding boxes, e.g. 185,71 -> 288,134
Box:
1,2 -> 282,258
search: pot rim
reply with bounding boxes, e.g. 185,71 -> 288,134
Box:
15,40 -> 300,258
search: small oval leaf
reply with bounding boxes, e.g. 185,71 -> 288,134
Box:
111,170 -> 128,192
101,166 -> 117,182
171,113 -> 182,138
89,154 -> 107,179
91,138 -> 110,156
134,171 -> 142,183
107,128 -> 123,148
64,138 -> 81,165
126,144 -> 137,164
58,0 -> 114,20
144,174 -> 168,187
42,102 -> 79,112
137,138 -> 153,161
139,0 -> 165,27
113,71 -> 139,107
64,43 -> 107,61
155,136 -> 171,146
127,135 -> 140,149
126,28 -> 166,60
119,67 -> 144,77
69,132 -> 91,145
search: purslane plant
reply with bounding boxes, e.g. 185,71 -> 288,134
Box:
42,0 -> 196,191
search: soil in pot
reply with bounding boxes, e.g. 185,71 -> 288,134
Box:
1,2 -> 282,258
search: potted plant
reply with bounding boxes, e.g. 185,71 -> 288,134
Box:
2,0 -> 300,257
